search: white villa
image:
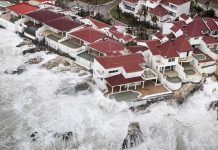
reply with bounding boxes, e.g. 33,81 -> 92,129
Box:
1,1 -> 218,102
119,0 -> 191,26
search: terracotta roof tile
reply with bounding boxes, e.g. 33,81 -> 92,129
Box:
202,36 -> 218,44
88,39 -> 125,54
45,17 -> 81,32
127,46 -> 148,53
204,18 -> 218,31
96,53 -> 144,73
26,9 -> 64,23
7,2 -> 38,15
105,74 -> 143,86
174,35 -> 193,52
70,27 -> 105,43
149,5 -> 168,17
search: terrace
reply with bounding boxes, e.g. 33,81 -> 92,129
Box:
105,80 -> 169,99
46,34 -> 61,42
108,91 -> 140,102
77,51 -> 95,62
182,63 -> 201,78
143,68 -> 157,80
193,48 -> 214,63
162,70 -> 181,83
60,40 -> 81,49
23,21 -> 42,36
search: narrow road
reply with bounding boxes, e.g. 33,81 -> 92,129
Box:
70,0 -> 121,18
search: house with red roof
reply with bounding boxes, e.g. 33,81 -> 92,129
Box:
0,2 -> 38,30
87,38 -> 125,57
80,17 -> 110,32
93,53 -> 157,93
152,31 -> 169,43
69,27 -> 106,46
119,0 -> 191,25
192,48 -> 217,74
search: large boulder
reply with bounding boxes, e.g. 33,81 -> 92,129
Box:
122,122 -> 144,149
42,56 -> 71,69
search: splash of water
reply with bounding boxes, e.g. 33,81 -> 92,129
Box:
0,29 -> 218,150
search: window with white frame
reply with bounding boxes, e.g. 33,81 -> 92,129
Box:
168,58 -> 175,62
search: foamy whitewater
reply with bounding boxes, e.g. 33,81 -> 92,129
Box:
0,29 -> 218,150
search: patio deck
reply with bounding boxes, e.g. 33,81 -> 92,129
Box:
108,91 -> 140,102
162,70 -> 178,78
136,81 -> 169,98
61,40 -> 80,49
78,51 -> 95,62
144,69 -> 156,79
183,63 -> 201,77
47,34 -> 61,42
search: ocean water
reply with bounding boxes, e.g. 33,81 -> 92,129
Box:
0,29 -> 218,150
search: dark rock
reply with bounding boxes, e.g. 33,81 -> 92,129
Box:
4,66 -> 26,75
208,100 -> 218,111
208,100 -> 218,120
27,57 -> 44,64
121,122 -> 144,149
23,46 -> 45,55
30,132 -> 38,142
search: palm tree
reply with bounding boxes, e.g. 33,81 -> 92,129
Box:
117,5 -> 121,19
142,6 -> 148,21
151,15 -> 158,28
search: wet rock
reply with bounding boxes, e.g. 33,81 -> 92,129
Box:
55,81 -> 91,95
212,88 -> 218,98
27,57 -> 44,64
173,75 -> 206,104
30,132 -> 38,142
4,66 -> 26,75
122,122 -> 144,149
42,56 -> 71,69
23,46 -> 45,55
208,100 -> 218,111
208,100 -> 218,120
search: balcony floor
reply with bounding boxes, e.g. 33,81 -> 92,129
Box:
47,34 -> 61,42
78,51 -> 95,62
61,40 -> 80,49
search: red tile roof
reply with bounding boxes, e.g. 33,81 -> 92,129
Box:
180,13 -> 189,20
174,35 -> 193,52
185,18 -> 209,37
202,36 -> 218,45
88,39 -> 125,54
146,39 -> 179,58
159,41 -> 179,58
170,25 -> 180,33
145,40 -> 161,55
149,5 -> 168,17
96,53 -> 144,73
69,27 -> 105,43
154,31 -> 165,39
7,2 -> 38,15
121,34 -> 133,41
109,29 -> 124,39
105,74 -> 143,86
45,17 -> 81,32
204,18 -> 218,31
26,9 -> 64,23
127,46 -> 148,53
87,17 -> 110,29
161,0 -> 189,5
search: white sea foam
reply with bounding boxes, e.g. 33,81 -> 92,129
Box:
0,29 -> 218,150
